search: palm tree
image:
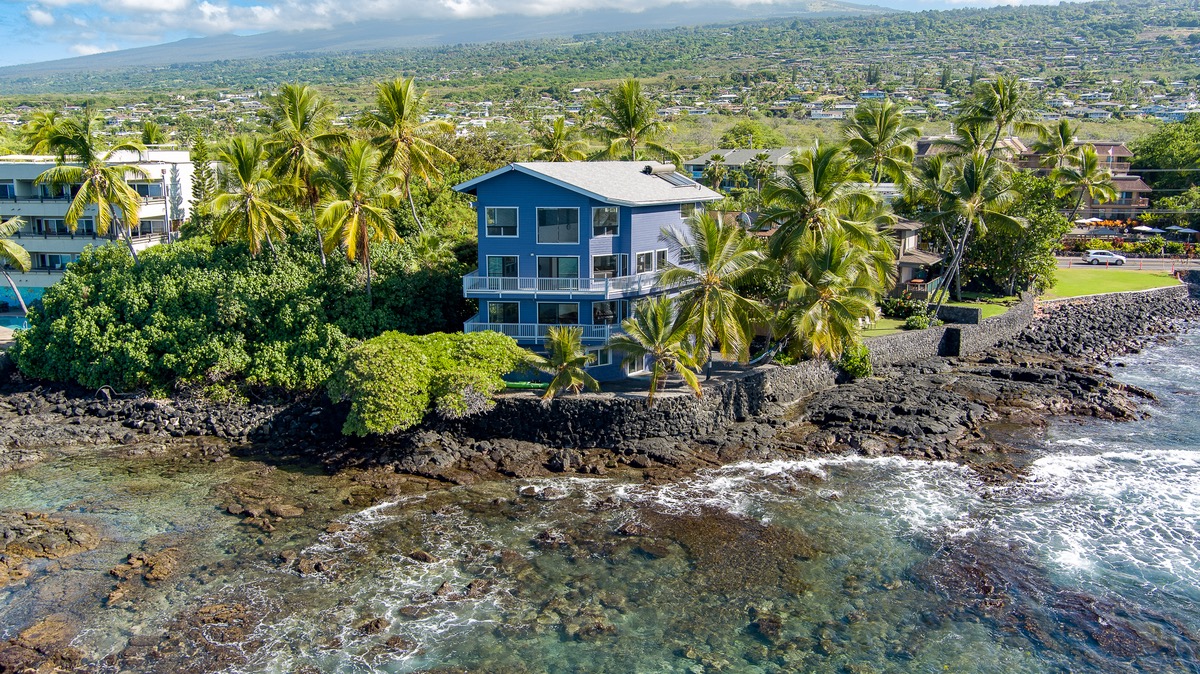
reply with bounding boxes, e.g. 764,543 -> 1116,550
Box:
778,230 -> 884,361
527,326 -> 600,401
1053,145 -> 1118,223
702,157 -> 728,192
1031,119 -> 1080,170
360,78 -> 455,232
607,295 -> 702,406
407,231 -> 457,270
925,151 -> 1025,309
760,142 -> 875,258
33,109 -> 149,263
264,83 -> 347,265
141,121 -> 166,145
315,140 -> 403,306
210,136 -> 301,258
589,78 -> 680,163
744,152 -> 776,191
957,75 -> 1039,157
0,217 -> 31,315
658,212 -> 766,364
20,110 -> 60,153
530,117 -> 588,162
843,99 -> 920,184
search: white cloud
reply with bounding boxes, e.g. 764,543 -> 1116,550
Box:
69,43 -> 113,55
25,6 -> 56,26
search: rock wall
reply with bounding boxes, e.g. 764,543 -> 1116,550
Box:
867,293 -> 1036,369
936,305 -> 982,325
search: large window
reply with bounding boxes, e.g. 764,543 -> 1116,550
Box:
592,207 -> 619,237
537,302 -> 579,325
586,348 -> 612,368
0,183 -> 13,199
485,207 -> 518,237
537,208 -> 579,244
636,252 -> 654,274
537,256 -> 579,279
680,203 -> 699,220
487,256 -> 518,277
656,249 -> 668,270
592,254 -> 618,279
593,301 -> 619,325
132,183 -> 163,198
487,301 -> 519,324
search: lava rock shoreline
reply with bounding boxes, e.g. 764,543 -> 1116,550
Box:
1,285 -> 1198,482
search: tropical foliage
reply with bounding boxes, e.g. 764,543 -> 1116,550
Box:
0,217 -> 32,315
527,326 -> 600,401
589,78 -> 680,163
608,295 -> 702,406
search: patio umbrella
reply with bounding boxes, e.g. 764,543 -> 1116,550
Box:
1177,228 -> 1199,234
1085,217 -> 1104,223
1165,225 -> 1184,231
1132,225 -> 1165,233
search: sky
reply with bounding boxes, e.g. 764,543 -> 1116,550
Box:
0,0 -> 1086,67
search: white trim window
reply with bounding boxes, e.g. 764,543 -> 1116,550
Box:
536,207 -> 580,244
485,207 -> 518,237
636,251 -> 654,274
592,206 -> 619,237
486,255 -> 518,277
537,302 -> 580,324
680,203 -> 699,220
586,347 -> 612,368
487,301 -> 520,324
656,249 -> 668,269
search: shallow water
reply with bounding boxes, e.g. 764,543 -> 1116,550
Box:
3,334 -> 1200,673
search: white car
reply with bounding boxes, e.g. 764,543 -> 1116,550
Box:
1083,250 -> 1126,266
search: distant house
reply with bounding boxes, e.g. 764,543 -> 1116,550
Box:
682,148 -> 796,187
890,218 -> 944,299
809,109 -> 844,120
454,162 -> 722,381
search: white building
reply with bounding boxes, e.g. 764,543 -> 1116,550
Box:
0,149 -> 193,308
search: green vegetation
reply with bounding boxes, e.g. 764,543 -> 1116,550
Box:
609,296 -> 703,406
11,236 -> 473,398
527,326 -> 601,401
837,343 -> 873,380
1042,269 -> 1182,299
861,318 -> 906,338
0,217 -> 32,315
328,331 -> 527,436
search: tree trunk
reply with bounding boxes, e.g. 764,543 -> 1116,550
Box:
365,242 -> 373,309
1068,191 -> 1086,224
266,233 -> 278,262
406,177 -> 424,234
310,203 -> 327,267
119,211 -> 141,265
3,271 -> 28,316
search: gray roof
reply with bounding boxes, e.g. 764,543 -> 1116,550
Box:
454,161 -> 722,207
683,148 -> 795,168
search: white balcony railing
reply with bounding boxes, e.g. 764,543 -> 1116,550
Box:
462,270 -> 673,298
463,317 -> 616,342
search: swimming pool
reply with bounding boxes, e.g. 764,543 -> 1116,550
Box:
0,315 -> 29,330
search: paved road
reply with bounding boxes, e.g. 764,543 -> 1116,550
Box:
1056,257 -> 1200,271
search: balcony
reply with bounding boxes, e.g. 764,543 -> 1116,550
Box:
462,270 -> 673,298
463,317 -> 617,342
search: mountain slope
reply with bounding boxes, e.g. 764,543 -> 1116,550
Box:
0,0 -> 890,77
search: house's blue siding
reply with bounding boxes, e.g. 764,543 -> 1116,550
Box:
464,167 -> 701,382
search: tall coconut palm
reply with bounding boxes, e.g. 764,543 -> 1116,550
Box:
315,140 -> 403,306
589,78 -> 680,163
20,110 -> 60,153
33,110 -> 149,263
778,230 -> 883,361
264,83 -> 347,265
527,326 -> 600,401
744,152 -> 776,191
607,295 -> 702,406
760,142 -> 875,258
360,78 -> 455,232
0,217 -> 31,315
842,99 -> 920,184
210,136 -> 301,258
141,121 -> 166,145
658,212 -> 766,364
530,117 -> 588,162
1031,118 -> 1080,170
1053,144 -> 1118,223
957,74 -> 1039,157
926,151 -> 1025,309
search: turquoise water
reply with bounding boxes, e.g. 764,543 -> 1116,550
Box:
0,315 -> 28,329
1,334 -> 1199,672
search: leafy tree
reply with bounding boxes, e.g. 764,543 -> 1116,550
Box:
607,295 -> 702,406
527,326 -> 600,401
658,212 -> 766,363
1130,113 -> 1200,195
210,135 -> 301,257
315,139 -> 403,307
702,157 -> 728,191
186,135 -> 215,238
962,172 -> 1071,295
719,119 -> 786,149
360,77 -> 456,232
264,83 -> 347,265
743,152 -> 776,190
589,78 -> 680,163
842,99 -> 920,184
0,217 -> 31,315
329,331 -> 526,435
530,117 -> 588,162
1053,144 -> 1117,222
34,109 -> 150,262
1142,185 -> 1200,229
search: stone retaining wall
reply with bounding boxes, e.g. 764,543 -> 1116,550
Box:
867,293 -> 1036,369
1036,283 -> 1190,311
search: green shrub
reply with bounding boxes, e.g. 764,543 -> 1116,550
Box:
328,331 -> 526,436
1166,241 -> 1188,255
11,234 -> 474,396
837,343 -> 872,379
904,314 -> 933,330
880,293 -> 928,319
1084,238 -> 1113,251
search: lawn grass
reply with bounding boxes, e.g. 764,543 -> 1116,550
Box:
1044,268 -> 1181,299
862,317 -> 907,338
944,300 -> 1012,319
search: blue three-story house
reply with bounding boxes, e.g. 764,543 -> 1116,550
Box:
454,161 -> 723,381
